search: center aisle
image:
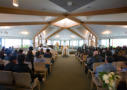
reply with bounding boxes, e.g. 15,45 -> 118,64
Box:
41,55 -> 91,90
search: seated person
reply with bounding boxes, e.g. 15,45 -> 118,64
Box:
12,50 -> 18,58
95,56 -> 116,77
117,81 -> 127,90
44,49 -> 52,58
34,51 -> 46,63
0,50 -> 5,60
4,56 -> 17,71
40,48 -> 44,55
87,51 -> 103,70
13,54 -> 31,73
117,72 -> 127,90
13,54 -> 44,82
121,62 -> 127,72
35,51 -> 50,73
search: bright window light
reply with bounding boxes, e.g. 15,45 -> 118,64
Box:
53,18 -> 79,28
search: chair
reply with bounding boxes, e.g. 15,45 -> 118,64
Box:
91,62 -> 105,90
88,62 -> 105,77
93,62 -> 105,72
0,71 -> 15,89
43,58 -> 52,72
112,61 -> 126,71
13,72 -> 40,90
81,55 -> 88,69
34,62 -> 48,81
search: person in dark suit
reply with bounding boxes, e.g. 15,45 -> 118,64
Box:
40,48 -> 44,55
13,53 -> 37,82
4,56 -> 17,71
13,54 -> 31,73
87,51 -> 103,70
26,47 -> 34,75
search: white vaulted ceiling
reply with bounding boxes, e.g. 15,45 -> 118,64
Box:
0,25 -> 44,39
76,13 -> 127,22
49,29 -> 82,40
0,14 -> 57,22
0,0 -> 127,40
87,25 -> 127,39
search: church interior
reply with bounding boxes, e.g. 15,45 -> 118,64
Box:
0,0 -> 127,90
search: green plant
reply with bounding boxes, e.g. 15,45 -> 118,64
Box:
99,72 -> 120,90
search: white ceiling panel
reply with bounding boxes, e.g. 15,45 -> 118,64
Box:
0,25 -> 44,39
77,13 -> 127,22
49,29 -> 82,40
71,25 -> 90,39
87,25 -> 127,39
0,13 -> 57,22
44,25 -> 59,38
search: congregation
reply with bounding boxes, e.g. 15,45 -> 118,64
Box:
76,46 -> 127,90
0,46 -> 57,89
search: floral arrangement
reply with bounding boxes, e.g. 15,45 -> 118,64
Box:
99,72 -> 120,90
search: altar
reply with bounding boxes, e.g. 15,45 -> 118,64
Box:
62,46 -> 70,56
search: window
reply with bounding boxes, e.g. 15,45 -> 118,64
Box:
111,39 -> 127,47
101,39 -> 109,47
47,40 -> 51,45
23,39 -> 32,48
2,39 -> 21,48
79,40 -> 84,46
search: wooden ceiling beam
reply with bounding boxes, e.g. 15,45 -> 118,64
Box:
82,24 -> 97,38
70,7 -> 127,16
0,6 -> 63,16
46,28 -> 65,40
35,24 -> 49,37
50,16 -> 66,24
67,28 -> 85,40
68,17 -> 97,38
0,22 -> 48,26
68,17 -> 127,25
0,17 -> 66,26
84,21 -> 127,25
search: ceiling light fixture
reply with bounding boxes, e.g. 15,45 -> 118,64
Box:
43,31 -> 46,35
13,0 -> 19,7
55,35 -> 60,38
71,35 -> 75,38
53,18 -> 79,28
21,31 -> 29,35
0,26 -> 11,29
102,30 -> 111,35
85,30 -> 89,34
122,26 -> 127,28
67,1 -> 73,6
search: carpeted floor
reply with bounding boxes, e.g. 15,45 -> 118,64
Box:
41,55 -> 91,90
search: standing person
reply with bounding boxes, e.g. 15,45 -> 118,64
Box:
26,47 -> 34,74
